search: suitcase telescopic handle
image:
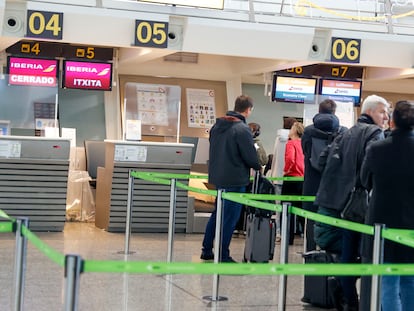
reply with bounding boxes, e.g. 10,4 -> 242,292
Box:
252,170 -> 261,194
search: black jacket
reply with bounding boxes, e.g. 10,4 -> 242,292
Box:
315,114 -> 384,211
302,113 -> 343,212
208,111 -> 261,188
361,129 -> 414,263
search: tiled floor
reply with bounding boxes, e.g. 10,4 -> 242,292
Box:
0,221 -> 335,311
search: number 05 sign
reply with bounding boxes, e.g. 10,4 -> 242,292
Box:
134,20 -> 168,48
330,37 -> 361,64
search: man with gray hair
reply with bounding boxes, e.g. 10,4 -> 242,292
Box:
313,94 -> 389,310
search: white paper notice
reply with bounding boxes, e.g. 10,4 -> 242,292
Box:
125,120 -> 142,141
61,128 -> 77,147
0,141 -> 21,158
114,145 -> 147,162
186,88 -> 216,128
45,127 -> 60,138
136,87 -> 169,126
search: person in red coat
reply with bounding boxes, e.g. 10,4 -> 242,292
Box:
281,121 -> 305,245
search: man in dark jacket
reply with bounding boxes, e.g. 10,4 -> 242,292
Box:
314,94 -> 389,310
360,100 -> 414,311
201,95 -> 261,262
302,99 -> 345,252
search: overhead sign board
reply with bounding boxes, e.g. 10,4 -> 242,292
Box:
26,10 -> 63,40
8,56 -> 58,87
62,60 -> 112,91
330,37 -> 361,64
6,41 -> 113,61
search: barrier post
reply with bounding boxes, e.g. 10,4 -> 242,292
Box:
278,202 -> 291,311
123,170 -> 134,255
167,178 -> 177,262
64,254 -> 83,311
203,189 -> 227,302
13,217 -> 29,311
370,223 -> 385,311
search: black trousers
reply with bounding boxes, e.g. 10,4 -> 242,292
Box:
281,180 -> 304,245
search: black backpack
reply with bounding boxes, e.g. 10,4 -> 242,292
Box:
310,126 -> 345,173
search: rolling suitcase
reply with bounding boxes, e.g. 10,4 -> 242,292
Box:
243,171 -> 276,263
302,250 -> 341,309
243,213 -> 276,262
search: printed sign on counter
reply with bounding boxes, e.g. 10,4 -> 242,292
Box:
114,145 -> 147,162
0,141 -> 22,158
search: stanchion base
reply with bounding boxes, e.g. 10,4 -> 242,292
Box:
202,295 -> 228,301
117,251 -> 136,255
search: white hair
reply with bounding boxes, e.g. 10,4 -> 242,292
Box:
361,95 -> 389,113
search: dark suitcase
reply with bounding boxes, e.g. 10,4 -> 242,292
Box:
302,250 -> 340,309
243,171 -> 276,263
243,213 -> 276,263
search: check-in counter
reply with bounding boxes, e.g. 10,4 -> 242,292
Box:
95,140 -> 193,233
0,136 -> 71,231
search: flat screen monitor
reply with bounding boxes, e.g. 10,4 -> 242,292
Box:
319,79 -> 362,105
7,56 -> 58,87
62,60 -> 113,91
272,75 -> 317,103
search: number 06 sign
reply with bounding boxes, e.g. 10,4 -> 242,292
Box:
330,37 -> 361,64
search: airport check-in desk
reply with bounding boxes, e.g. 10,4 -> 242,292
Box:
0,136 -> 71,231
95,141 -> 193,233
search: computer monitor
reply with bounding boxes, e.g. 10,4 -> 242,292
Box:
84,140 -> 106,182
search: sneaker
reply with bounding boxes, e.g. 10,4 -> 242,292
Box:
200,252 -> 214,260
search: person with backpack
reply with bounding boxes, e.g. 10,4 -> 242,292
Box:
314,94 -> 390,311
301,99 -> 346,252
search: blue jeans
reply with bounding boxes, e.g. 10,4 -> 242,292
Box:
381,275 -> 414,311
202,186 -> 245,261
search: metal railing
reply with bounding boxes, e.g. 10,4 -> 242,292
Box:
25,0 -> 414,34
3,170 -> 414,310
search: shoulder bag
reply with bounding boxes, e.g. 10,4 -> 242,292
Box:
340,187 -> 368,223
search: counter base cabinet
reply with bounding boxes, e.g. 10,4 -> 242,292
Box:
0,159 -> 69,231
96,164 -> 190,233
95,141 -> 194,233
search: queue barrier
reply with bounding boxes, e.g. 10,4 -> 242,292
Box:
1,170 -> 414,310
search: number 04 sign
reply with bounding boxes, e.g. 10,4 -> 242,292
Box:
26,10 -> 63,40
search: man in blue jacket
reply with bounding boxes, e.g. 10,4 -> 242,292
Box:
201,95 -> 261,262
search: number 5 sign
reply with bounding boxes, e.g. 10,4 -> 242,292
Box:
330,37 -> 361,64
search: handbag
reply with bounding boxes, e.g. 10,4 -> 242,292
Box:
341,187 -> 369,223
